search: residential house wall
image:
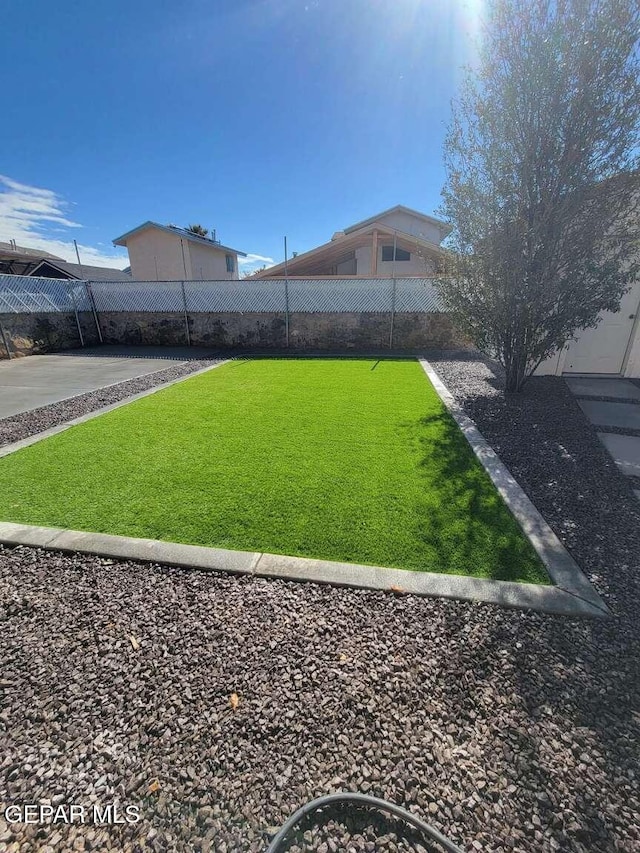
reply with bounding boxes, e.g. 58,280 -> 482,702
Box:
347,246 -> 437,277
125,229 -> 190,281
124,229 -> 238,281
188,240 -> 237,280
371,210 -> 444,244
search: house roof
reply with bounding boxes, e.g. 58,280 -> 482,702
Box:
256,223 -> 448,278
343,205 -> 452,237
0,242 -> 65,261
29,259 -> 131,281
253,205 -> 451,278
112,221 -> 247,257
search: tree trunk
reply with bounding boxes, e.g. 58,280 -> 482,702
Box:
504,353 -> 528,393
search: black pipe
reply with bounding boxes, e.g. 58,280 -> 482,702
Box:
265,792 -> 465,853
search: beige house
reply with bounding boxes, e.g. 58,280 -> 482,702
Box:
254,205 -> 451,278
113,222 -> 246,281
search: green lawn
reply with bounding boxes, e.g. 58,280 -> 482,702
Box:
0,358 -> 547,583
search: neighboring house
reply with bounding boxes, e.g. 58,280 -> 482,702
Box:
113,222 -> 246,281
28,259 -> 130,281
254,205 -> 451,278
0,242 -> 128,280
0,242 -> 66,277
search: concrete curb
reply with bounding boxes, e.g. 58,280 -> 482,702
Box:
0,359 -> 230,459
0,522 -> 606,617
0,355 -> 610,618
420,359 -> 610,617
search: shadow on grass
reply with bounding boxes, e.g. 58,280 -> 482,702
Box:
398,410 -> 546,584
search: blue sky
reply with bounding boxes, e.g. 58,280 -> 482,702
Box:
1,0 -> 480,272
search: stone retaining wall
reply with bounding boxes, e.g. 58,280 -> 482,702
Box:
0,310 -> 467,357
0,312 -> 99,358
97,311 -> 466,351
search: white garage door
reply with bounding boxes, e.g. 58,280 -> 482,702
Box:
563,281 -> 640,374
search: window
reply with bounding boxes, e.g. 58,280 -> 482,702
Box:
381,245 -> 410,262
225,254 -> 235,273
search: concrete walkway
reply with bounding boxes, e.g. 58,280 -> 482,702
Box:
0,346 -> 215,419
566,377 -> 640,499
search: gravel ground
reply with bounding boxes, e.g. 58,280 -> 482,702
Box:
1,356 -> 640,853
0,357 -> 220,448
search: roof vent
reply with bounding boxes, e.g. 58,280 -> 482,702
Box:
331,231 -> 345,241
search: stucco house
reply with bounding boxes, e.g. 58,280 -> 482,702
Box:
113,222 -> 246,281
0,242 -> 128,280
254,205 -> 451,278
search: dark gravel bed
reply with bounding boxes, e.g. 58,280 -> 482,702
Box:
0,358 -> 221,448
1,357 -> 640,853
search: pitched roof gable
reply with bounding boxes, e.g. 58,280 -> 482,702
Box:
112,221 -> 246,257
343,205 -> 452,237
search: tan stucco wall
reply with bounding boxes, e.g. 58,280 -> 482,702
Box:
125,230 -> 191,281
376,211 -> 444,245
354,244 -> 437,276
188,241 -> 237,280
124,229 -> 239,281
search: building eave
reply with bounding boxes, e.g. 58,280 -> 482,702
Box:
254,225 -> 448,278
28,260 -> 80,279
112,221 -> 247,257
343,205 -> 452,238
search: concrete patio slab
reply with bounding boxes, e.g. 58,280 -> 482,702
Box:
577,399 -> 640,430
0,359 -> 229,459
598,433 -> 640,477
565,377 -> 640,400
0,345 -> 218,419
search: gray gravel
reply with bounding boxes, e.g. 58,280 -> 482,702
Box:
0,357 -> 220,448
1,356 -> 640,852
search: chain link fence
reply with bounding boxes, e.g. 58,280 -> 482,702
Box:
0,274 -> 448,356
0,275 -> 445,316
86,277 -> 444,314
0,275 -> 92,313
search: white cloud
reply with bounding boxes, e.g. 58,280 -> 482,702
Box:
0,175 -> 129,270
238,252 -> 275,275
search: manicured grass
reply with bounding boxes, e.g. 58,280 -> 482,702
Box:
0,358 -> 547,583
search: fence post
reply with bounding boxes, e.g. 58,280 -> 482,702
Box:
284,278 -> 290,348
389,277 -> 397,350
68,283 -> 85,347
0,322 -> 12,359
86,282 -> 103,344
181,281 -> 191,346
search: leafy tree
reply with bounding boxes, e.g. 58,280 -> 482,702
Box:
440,0 -> 640,392
186,224 -> 208,238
